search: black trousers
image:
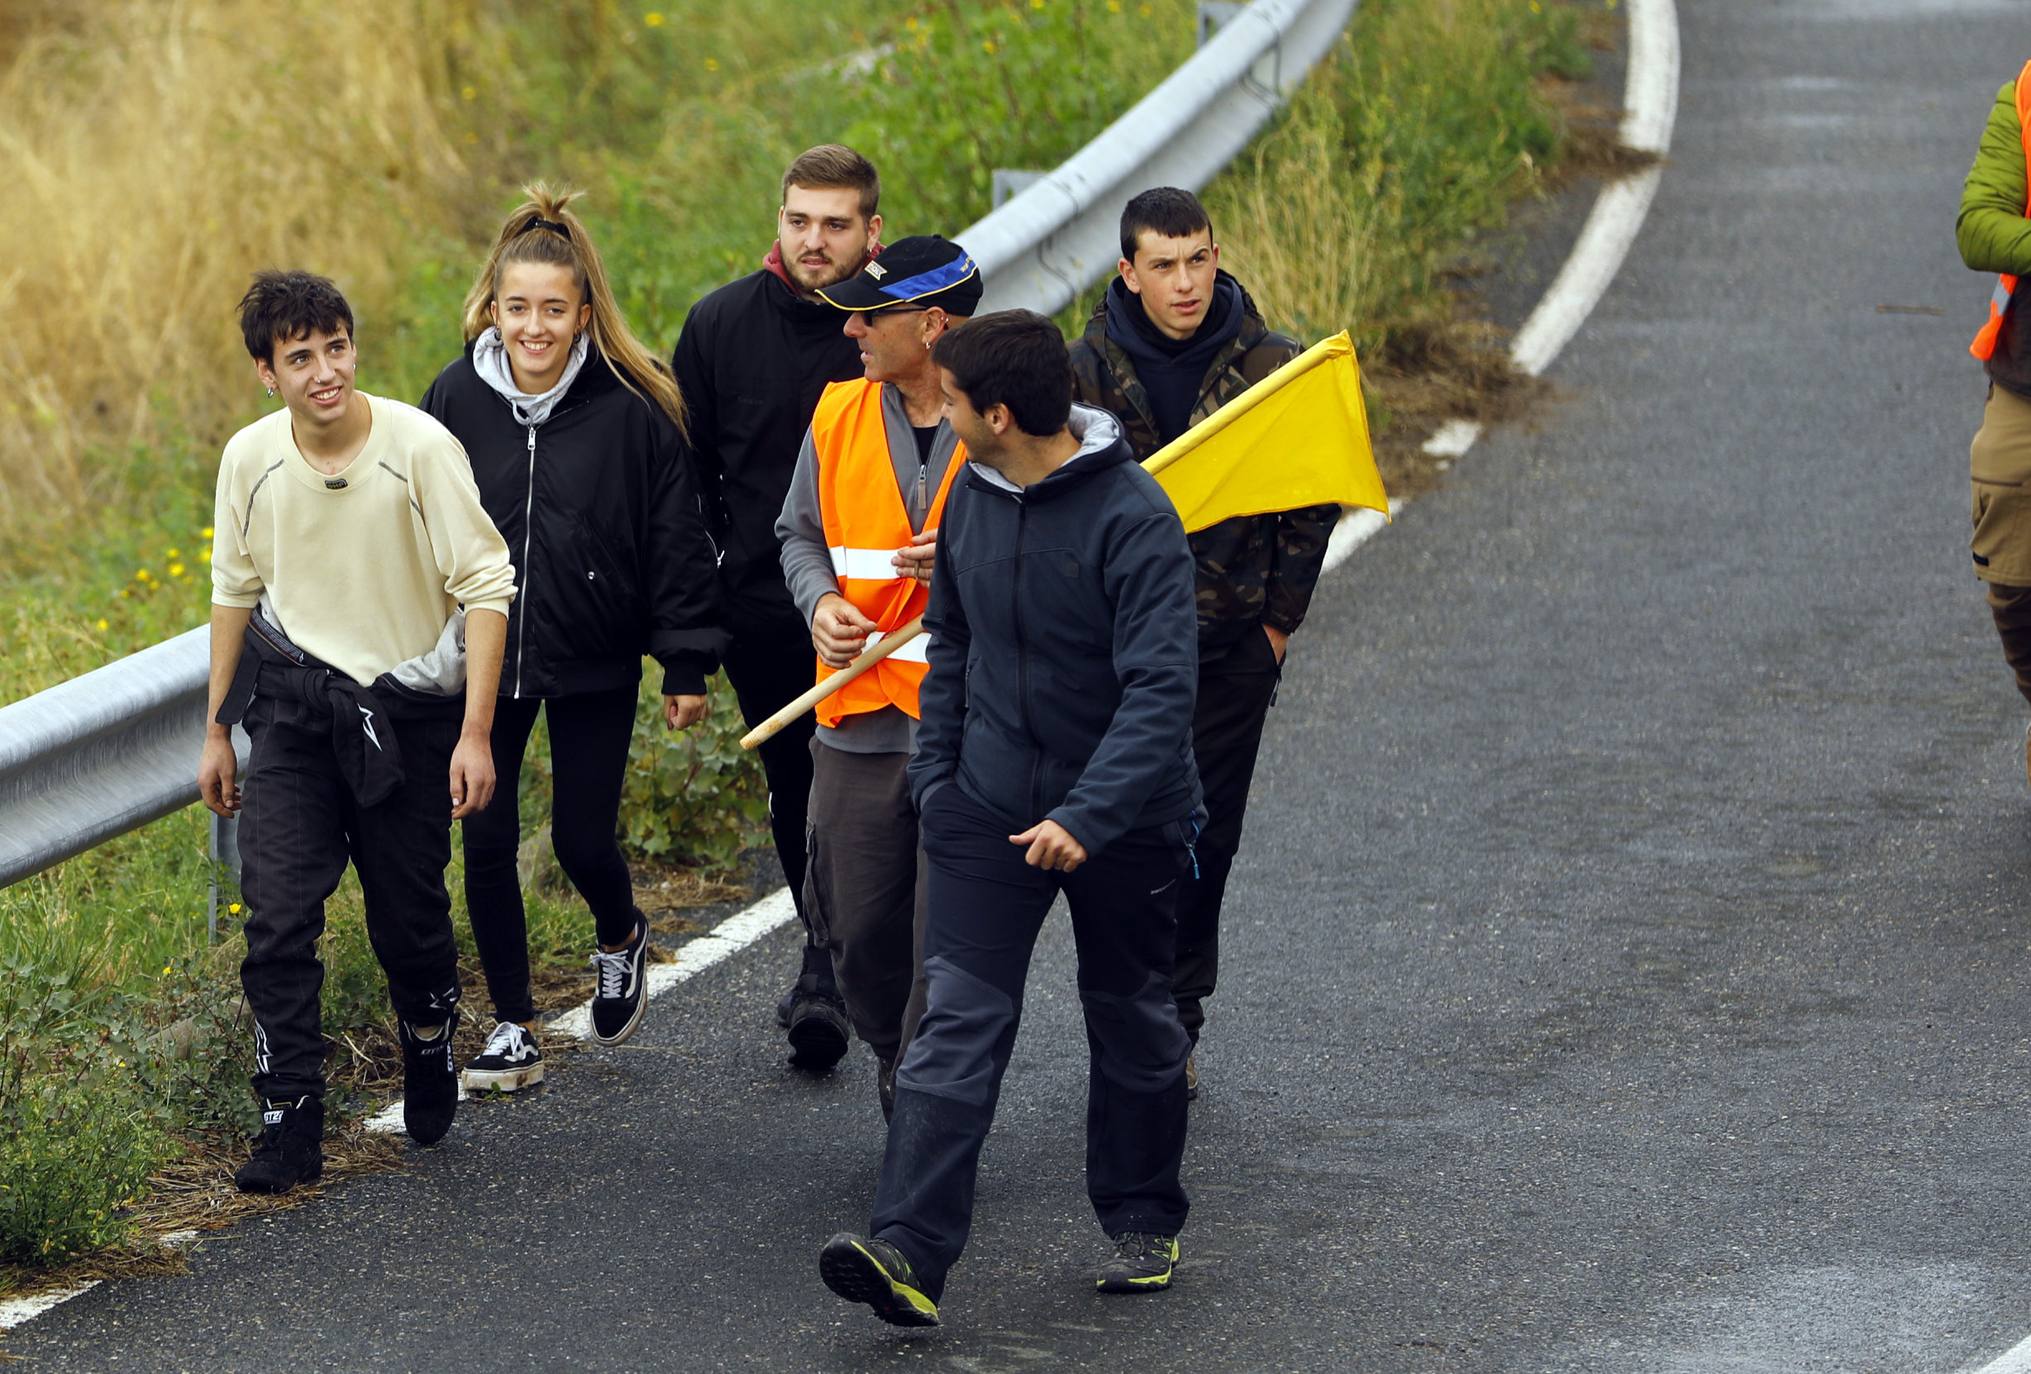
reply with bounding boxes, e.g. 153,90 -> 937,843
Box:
871,785 -> 1193,1300
722,597 -> 829,983
1173,629 -> 1281,1045
462,683 -> 640,1025
238,692 -> 462,1104
803,740 -> 928,1064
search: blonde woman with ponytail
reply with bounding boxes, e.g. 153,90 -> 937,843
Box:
421,185 -> 725,1084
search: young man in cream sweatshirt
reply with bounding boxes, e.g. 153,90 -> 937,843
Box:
198,270 -> 516,1193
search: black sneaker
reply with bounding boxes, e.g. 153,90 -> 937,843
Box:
1094,1232 -> 1179,1293
462,1020 -> 545,1093
234,1096 -> 324,1194
786,975 -> 850,1071
589,914 -> 650,1047
819,1233 -> 940,1327
876,1055 -> 897,1122
399,1018 -> 458,1145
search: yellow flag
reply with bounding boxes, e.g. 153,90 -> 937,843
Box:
1142,330 -> 1387,533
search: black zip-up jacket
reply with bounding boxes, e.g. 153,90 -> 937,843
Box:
671,265 -> 866,619
907,406 -> 1202,859
420,346 -> 725,699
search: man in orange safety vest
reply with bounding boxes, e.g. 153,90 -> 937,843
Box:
774,235 -> 981,1116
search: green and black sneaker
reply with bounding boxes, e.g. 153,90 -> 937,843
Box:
1095,1232 -> 1179,1294
820,1232 -> 940,1327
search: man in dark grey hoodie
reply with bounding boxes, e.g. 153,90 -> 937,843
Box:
819,311 -> 1202,1328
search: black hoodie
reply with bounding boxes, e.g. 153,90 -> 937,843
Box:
420,346 -> 725,700
907,406 -> 1202,859
670,265 -> 868,620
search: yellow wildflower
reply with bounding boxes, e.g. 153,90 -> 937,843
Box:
166,547 -> 180,559
201,526 -> 214,539
705,57 -> 720,71
644,10 -> 665,25
229,902 -> 242,915
905,15 -> 919,30
982,38 -> 997,54
170,563 -> 186,578
95,618 -> 108,631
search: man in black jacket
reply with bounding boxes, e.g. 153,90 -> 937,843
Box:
671,145 -> 881,1068
820,311 -> 1201,1327
1068,187 -> 1336,1099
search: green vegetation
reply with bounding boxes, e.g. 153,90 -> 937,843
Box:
0,0 -> 1605,1288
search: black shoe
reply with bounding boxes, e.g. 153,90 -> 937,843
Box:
399,1018 -> 458,1145
589,915 -> 650,1047
461,1020 -> 545,1093
1095,1232 -> 1179,1293
876,1056 -> 897,1122
1185,1051 -> 1199,1103
819,1233 -> 940,1327
786,975 -> 849,1071
234,1096 -> 324,1194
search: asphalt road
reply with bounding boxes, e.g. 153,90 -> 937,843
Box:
15,2 -> 2031,1370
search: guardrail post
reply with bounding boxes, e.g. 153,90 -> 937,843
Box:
1196,0 -> 1246,46
991,169 -> 1047,210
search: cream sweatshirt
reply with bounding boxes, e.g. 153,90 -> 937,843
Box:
211,393 -> 517,686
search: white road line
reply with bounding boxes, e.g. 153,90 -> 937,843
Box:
1322,0 -> 1680,575
0,1284 -> 98,1332
0,1230 -> 198,1332
0,0 -> 1681,1340
1972,1334 -> 2031,1374
363,886 -> 801,1135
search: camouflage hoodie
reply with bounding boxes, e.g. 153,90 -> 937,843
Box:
1068,272 -> 1337,662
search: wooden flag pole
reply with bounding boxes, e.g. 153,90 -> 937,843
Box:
739,615 -> 925,750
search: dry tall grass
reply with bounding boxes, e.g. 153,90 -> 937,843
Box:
0,0 -> 486,526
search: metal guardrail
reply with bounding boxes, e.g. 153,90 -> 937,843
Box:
0,0 -> 1356,890
972,0 -> 1358,315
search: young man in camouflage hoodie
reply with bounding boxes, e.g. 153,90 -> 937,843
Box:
1068,187 -> 1337,1098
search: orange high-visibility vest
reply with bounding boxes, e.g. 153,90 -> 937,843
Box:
1971,60 -> 2031,361
811,378 -> 964,728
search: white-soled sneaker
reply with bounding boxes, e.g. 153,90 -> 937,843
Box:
589,915 -> 649,1047
461,1020 -> 545,1093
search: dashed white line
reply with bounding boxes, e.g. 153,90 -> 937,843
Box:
1323,0 -> 1680,575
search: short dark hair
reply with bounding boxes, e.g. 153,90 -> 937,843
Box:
782,144 -> 880,218
1119,186 -> 1213,263
238,270 -> 354,362
931,310 -> 1071,438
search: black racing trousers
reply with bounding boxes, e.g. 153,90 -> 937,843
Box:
722,597 -> 830,986
462,683 -> 641,1026
1173,628 -> 1281,1045
871,785 -> 1193,1301
237,692 -> 462,1104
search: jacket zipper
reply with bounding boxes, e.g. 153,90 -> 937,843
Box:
1010,495 -> 1042,822
915,461 -> 928,521
514,423 -> 536,698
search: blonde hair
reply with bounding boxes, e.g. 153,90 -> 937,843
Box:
460,183 -> 686,436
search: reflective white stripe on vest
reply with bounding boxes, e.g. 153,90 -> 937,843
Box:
887,634 -> 931,663
829,545 -> 905,581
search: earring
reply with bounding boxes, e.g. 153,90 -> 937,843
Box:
264,386 -> 275,398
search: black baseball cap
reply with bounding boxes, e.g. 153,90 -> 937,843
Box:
816,235 -> 982,316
